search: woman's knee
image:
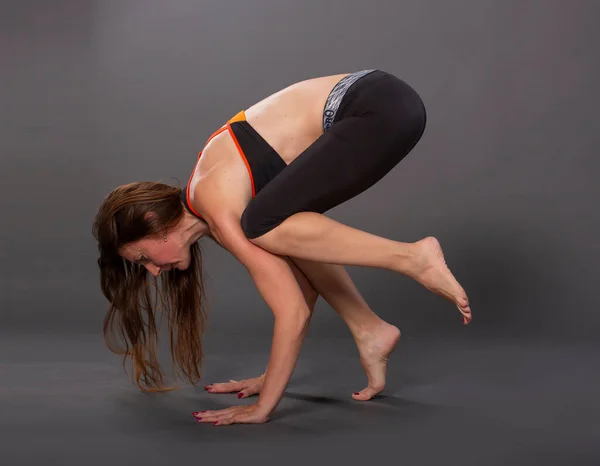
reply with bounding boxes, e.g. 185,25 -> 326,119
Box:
240,202 -> 285,243
240,204 -> 264,240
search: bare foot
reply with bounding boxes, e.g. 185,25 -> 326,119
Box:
352,322 -> 401,401
410,236 -> 472,324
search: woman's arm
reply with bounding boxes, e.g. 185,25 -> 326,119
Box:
211,215 -> 312,416
200,256 -> 319,398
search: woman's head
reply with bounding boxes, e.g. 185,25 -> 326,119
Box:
93,181 -> 208,392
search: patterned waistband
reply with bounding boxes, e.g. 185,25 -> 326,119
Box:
322,69 -> 376,131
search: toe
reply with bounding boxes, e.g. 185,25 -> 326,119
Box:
352,391 -> 370,401
352,386 -> 381,401
457,294 -> 469,308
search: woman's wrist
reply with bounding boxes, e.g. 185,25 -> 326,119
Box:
255,388 -> 280,416
254,312 -> 311,416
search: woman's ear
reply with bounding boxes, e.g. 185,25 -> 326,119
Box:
144,211 -> 159,222
143,211 -> 166,239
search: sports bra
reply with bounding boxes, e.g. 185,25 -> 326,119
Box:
180,110 -> 288,221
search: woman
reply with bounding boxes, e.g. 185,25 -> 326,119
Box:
93,69 -> 472,426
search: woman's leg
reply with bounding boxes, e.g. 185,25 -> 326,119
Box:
241,114 -> 471,323
254,212 -> 471,323
290,257 -> 401,400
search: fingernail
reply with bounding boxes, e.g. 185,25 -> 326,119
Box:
237,393 -> 243,398
354,392 -> 360,395
192,412 -> 198,415
201,410 -> 206,413
196,417 -> 202,420
213,422 -> 218,425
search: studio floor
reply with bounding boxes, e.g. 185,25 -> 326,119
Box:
1,333 -> 598,466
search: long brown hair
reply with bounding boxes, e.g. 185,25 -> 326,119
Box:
92,181 -> 208,392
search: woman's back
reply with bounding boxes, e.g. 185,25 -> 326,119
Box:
185,72 -> 350,226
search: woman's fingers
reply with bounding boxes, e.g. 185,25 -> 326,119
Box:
205,376 -> 264,394
205,380 -> 244,393
193,404 -> 269,426
237,384 -> 261,399
193,405 -> 244,423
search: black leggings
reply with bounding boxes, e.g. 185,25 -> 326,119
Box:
240,70 -> 427,239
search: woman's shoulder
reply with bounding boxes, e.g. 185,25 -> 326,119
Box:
188,134 -> 253,226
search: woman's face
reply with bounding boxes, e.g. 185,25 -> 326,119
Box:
119,233 -> 191,276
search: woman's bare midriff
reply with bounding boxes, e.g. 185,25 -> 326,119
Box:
188,73 -> 350,227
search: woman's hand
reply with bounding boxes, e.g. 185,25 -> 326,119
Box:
193,403 -> 269,426
204,374 -> 265,399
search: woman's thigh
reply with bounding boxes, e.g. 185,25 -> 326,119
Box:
241,112 -> 424,240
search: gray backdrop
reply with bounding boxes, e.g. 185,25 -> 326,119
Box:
2,1 -> 600,464
2,0 -> 597,342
